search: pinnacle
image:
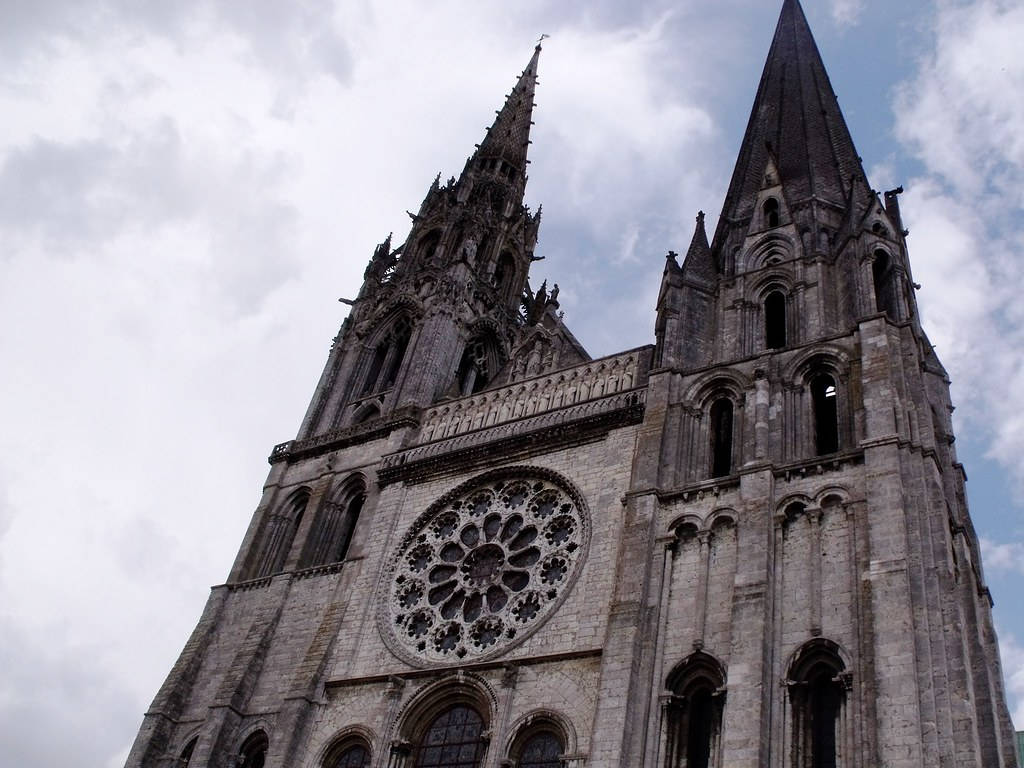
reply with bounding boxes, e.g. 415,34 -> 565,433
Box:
682,210 -> 716,282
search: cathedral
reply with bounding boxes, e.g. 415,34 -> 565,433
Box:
126,1 -> 1019,766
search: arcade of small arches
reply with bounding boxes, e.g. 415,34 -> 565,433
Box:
173,687 -> 576,768
724,224 -> 905,333
173,636 -> 852,768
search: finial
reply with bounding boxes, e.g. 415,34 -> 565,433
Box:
667,250 -> 679,261
536,33 -> 550,50
696,210 -> 705,226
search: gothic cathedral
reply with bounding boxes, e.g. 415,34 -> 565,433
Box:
127,2 -> 1019,766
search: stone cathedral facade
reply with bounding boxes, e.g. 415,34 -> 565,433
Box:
127,2 -> 1019,767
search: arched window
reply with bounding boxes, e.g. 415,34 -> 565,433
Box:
413,705 -> 488,767
253,490 -> 308,578
325,741 -> 371,768
179,737 -> 197,767
334,487 -> 364,563
811,374 -> 839,456
418,230 -> 442,264
493,251 -> 516,298
765,291 -> 787,349
788,640 -> 848,768
517,731 -> 563,768
709,398 -> 734,478
664,653 -> 726,768
303,479 -> 366,568
872,250 -> 896,318
457,336 -> 500,396
238,731 -> 268,768
360,316 -> 412,397
764,198 -> 780,228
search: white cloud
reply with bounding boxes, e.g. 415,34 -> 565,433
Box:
0,1 -> 732,764
894,1 -> 1024,488
982,539 -> 1024,576
830,0 -> 865,28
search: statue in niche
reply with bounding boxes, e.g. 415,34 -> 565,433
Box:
525,339 -> 545,378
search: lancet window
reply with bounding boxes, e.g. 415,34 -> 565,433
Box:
709,398 -> 734,478
457,335 -> 501,396
237,731 -> 269,768
492,251 -> 517,299
811,374 -> 839,456
179,738 -> 197,767
764,198 -> 781,228
765,291 -> 787,349
303,478 -> 366,568
253,490 -> 309,578
787,641 -> 849,768
872,249 -> 897,319
360,316 -> 412,397
662,653 -> 726,768
418,230 -> 442,265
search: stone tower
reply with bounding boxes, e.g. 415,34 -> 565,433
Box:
126,2 -> 1019,767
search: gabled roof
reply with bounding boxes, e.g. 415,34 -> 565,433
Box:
712,0 -> 871,252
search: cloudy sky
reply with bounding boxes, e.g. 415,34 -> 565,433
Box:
2,0 -> 1024,765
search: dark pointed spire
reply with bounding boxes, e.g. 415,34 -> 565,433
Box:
713,0 -> 870,250
682,211 -> 716,282
473,44 -> 541,175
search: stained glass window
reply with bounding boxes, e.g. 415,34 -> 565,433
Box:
413,705 -> 487,768
518,731 -> 562,768
331,744 -> 370,768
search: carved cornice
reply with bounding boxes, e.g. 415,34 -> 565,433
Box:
269,410 -> 421,465
379,390 -> 646,486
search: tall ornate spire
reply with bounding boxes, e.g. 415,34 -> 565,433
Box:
469,44 -> 541,180
712,0 -> 870,252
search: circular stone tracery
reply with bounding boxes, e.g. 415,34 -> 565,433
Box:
383,470 -> 588,665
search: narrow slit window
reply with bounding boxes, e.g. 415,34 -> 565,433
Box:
873,249 -> 896,317
765,291 -> 787,349
809,672 -> 841,768
710,398 -> 734,478
811,374 -> 839,456
686,688 -> 716,768
764,198 -> 780,228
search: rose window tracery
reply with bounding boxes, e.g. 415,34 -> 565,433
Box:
383,471 -> 588,664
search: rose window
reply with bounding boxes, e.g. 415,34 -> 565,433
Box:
383,472 -> 588,664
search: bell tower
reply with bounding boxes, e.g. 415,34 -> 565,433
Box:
644,1 -> 1018,765
297,46 -> 543,439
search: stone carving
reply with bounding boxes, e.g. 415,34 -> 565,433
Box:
381,470 -> 588,666
420,350 -> 640,443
